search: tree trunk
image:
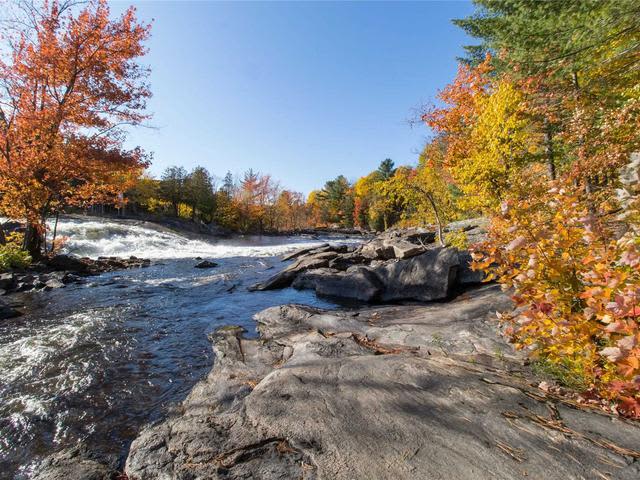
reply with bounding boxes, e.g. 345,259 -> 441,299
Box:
50,211 -> 60,253
426,193 -> 445,247
0,223 -> 5,246
23,222 -> 44,259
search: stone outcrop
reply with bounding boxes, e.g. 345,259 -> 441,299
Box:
251,225 -> 487,302
0,254 -> 152,296
48,254 -> 151,274
125,285 -> 640,480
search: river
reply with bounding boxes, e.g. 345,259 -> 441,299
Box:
0,217 -> 354,479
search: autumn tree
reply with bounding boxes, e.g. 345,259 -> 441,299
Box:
0,0 -> 152,257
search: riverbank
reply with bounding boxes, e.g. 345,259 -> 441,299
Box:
44,283 -> 636,480
25,222 -> 640,479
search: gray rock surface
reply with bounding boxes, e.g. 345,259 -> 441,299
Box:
253,224 -> 489,302
249,250 -> 340,291
31,446 -> 118,480
373,247 -> 459,301
125,285 -> 640,480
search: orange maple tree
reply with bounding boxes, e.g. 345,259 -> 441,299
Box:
0,0 -> 151,256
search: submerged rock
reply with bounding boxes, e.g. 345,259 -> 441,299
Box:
0,299 -> 21,319
194,260 -> 219,269
126,285 -> 640,479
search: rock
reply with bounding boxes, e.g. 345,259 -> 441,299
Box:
360,240 -> 395,260
249,251 -> 338,291
314,267 -> 384,302
294,266 -> 383,302
373,247 -> 459,302
48,254 -> 90,273
388,239 -> 424,259
194,260 -> 219,269
44,278 -> 65,290
31,446 -> 118,480
0,272 -> 16,290
248,269 -> 298,291
126,285 -> 640,480
0,299 -> 21,319
328,252 -> 367,271
457,251 -> 485,285
281,243 -> 329,261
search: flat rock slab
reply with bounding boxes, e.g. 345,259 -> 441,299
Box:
125,285 -> 640,479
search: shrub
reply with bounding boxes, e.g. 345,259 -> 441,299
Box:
472,165 -> 640,417
444,230 -> 469,250
0,233 -> 32,271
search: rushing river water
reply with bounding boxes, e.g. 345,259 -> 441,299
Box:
0,217 -> 354,479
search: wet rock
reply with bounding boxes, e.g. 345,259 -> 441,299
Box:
48,254 -> 150,275
249,251 -> 339,291
48,254 -> 91,273
31,446 -> 118,480
0,299 -> 21,319
44,278 -> 65,290
0,272 -> 16,290
194,260 -> 219,269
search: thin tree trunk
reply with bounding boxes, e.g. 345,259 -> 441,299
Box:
23,222 -> 43,259
426,193 -> 444,247
0,223 -> 5,246
50,211 -> 59,253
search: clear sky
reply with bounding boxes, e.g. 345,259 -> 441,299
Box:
112,0 -> 474,194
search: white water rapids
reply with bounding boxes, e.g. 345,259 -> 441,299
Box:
1,216 -> 360,479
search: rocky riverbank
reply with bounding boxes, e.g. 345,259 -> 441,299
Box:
28,224 -> 640,479
0,255 -> 151,319
118,284 -> 638,479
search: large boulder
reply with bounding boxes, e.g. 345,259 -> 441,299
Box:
373,247 -> 460,302
456,251 -> 485,285
294,266 -> 383,302
31,446 -> 118,480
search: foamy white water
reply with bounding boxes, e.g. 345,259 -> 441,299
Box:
50,217 -> 340,259
1,216 -> 361,477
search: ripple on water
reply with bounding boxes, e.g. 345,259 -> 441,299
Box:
1,217 -> 362,478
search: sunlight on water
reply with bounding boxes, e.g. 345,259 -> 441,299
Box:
1,216 -> 361,478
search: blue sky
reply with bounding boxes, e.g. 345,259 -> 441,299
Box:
113,1 -> 474,194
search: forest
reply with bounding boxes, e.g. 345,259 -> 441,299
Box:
0,0 -> 639,417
